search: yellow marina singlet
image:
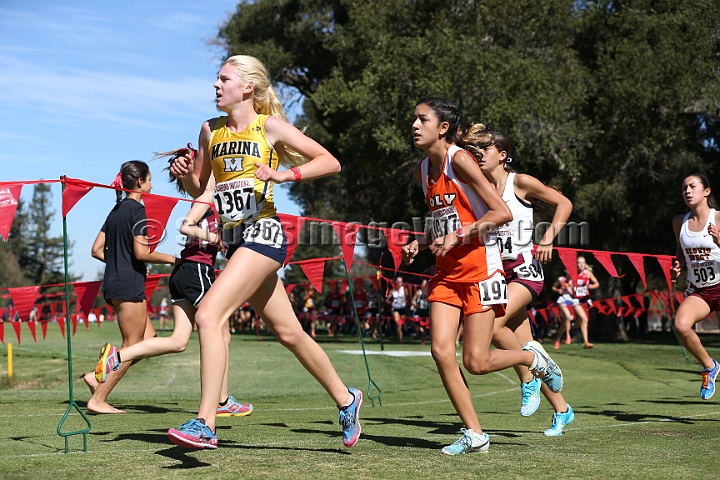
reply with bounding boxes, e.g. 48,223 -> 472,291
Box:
209,115 -> 278,229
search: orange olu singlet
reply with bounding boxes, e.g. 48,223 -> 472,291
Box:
420,145 -> 503,282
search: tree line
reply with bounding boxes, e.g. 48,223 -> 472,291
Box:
217,0 -> 719,294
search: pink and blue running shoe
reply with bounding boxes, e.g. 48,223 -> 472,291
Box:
217,396 -> 253,417
168,419 -> 218,449
339,388 -> 362,447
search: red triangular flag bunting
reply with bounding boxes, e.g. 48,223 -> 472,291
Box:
0,183 -> 23,241
0,322 -> 4,344
593,251 -> 621,278
41,320 -> 48,339
72,281 -> 102,319
57,316 -> 66,339
70,314 -> 78,335
284,283 -> 297,294
385,227 -> 411,273
11,320 -> 21,343
626,253 -> 647,290
299,259 -> 325,293
332,222 -> 359,273
62,181 -> 93,217
144,275 -> 162,312
7,286 -> 40,322
557,249 -> 578,285
142,193 -> 179,252
277,213 -> 305,266
27,321 -> 37,342
656,256 -> 674,292
527,309 -> 537,326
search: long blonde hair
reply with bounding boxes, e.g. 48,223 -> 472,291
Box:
223,55 -> 305,167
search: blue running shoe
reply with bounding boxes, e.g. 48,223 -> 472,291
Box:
544,405 -> 574,437
339,388 -> 362,447
217,396 -> 253,417
523,340 -> 563,393
441,428 -> 490,455
701,358 -> 720,400
167,419 -> 218,449
520,377 -> 542,417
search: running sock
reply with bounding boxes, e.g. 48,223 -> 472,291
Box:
218,398 -> 229,407
116,351 -> 122,363
339,390 -> 355,410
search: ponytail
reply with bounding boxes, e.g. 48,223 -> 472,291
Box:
111,161 -> 150,204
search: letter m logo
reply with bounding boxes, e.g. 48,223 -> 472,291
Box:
223,157 -> 244,172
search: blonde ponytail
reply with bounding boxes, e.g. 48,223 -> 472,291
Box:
223,55 -> 306,168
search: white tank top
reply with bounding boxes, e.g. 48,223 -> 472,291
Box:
679,209 -> 720,288
391,287 -> 407,310
496,172 -> 534,260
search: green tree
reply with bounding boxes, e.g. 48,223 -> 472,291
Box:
216,0 -> 720,294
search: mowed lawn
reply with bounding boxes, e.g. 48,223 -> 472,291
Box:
1,323 -> 720,479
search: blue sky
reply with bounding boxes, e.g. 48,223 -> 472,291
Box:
0,0 -> 301,282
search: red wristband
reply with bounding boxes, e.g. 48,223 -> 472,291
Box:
291,167 -> 302,182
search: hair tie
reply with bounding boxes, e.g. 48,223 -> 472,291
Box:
110,172 -> 123,189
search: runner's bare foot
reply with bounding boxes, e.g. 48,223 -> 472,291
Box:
87,398 -> 126,414
83,372 -> 99,395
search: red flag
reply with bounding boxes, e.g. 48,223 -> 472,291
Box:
277,213 -> 305,266
536,308 -> 548,323
62,181 -> 93,217
72,281 -> 102,319
145,275 -> 162,312
41,320 -> 48,339
142,193 -> 179,253
594,301 -> 607,315
27,321 -> 37,342
626,253 -> 647,290
341,278 -> 348,293
593,251 -> 621,278
70,314 -> 78,335
656,256 -> 675,292
0,322 -> 4,344
622,296 -> 634,310
11,320 -> 21,343
284,283 -> 297,294
527,309 -> 537,326
0,183 -> 23,241
557,249 -> 579,285
332,222 -> 359,273
299,259 -> 325,293
57,316 -> 66,339
7,286 -> 40,322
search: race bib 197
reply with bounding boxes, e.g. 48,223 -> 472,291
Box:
213,179 -> 257,224
432,206 -> 461,239
479,272 -> 508,306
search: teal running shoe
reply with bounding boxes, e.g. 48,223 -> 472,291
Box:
523,340 -> 563,393
701,358 -> 720,400
168,419 -> 218,449
339,388 -> 362,447
217,396 -> 253,417
520,377 -> 542,417
544,405 -> 574,437
441,428 -> 490,455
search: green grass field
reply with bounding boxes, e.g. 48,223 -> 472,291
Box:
1,323 -> 720,479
